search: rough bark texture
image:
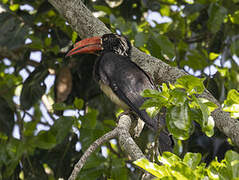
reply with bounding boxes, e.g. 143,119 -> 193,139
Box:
48,0 -> 239,148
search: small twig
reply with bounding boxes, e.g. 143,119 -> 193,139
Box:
41,94 -> 56,121
41,94 -> 53,113
68,128 -> 118,180
106,142 -> 122,158
26,60 -> 40,67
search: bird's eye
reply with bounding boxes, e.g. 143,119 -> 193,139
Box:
103,37 -> 108,41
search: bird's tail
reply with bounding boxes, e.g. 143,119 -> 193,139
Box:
139,108 -> 173,152
155,113 -> 173,153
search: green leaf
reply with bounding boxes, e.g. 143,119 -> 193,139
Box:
209,52 -> 219,60
72,31 -> 78,43
23,120 -> 38,137
171,162 -> 196,179
111,158 -> 127,180
0,12 -> 29,50
231,39 -> 239,57
34,117 -> 73,150
192,96 -> 214,137
207,3 -> 227,34
225,150 -> 239,178
140,98 -> 162,109
181,50 -> 208,70
0,97 -> 14,136
155,34 -> 175,59
9,4 -> 19,11
36,131 -> 57,149
44,37 -> 52,46
53,103 -> 74,111
27,34 -> 44,50
51,116 -> 74,144
158,152 -> 181,166
80,154 -> 107,180
135,32 -> 149,47
93,5 -> 112,14
141,88 -> 167,98
230,10 -> 239,24
74,98 -> 84,109
166,103 -> 192,140
223,104 -> 239,114
224,89 -> 239,105
169,88 -> 187,106
81,108 -> 98,129
3,139 -> 24,177
207,150 -> 239,179
145,106 -> 160,118
134,158 -> 169,178
183,153 -> 202,170
176,75 -> 205,95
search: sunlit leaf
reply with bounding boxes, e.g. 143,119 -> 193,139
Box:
183,153 -> 202,170
209,52 -> 219,60
158,152 -> 181,166
192,96 -> 214,137
134,158 -> 169,178
166,102 -> 192,140
74,98 -> 84,109
176,75 -> 205,95
9,4 -> 19,11
169,88 -> 187,106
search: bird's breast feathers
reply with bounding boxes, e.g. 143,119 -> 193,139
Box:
99,80 -> 128,110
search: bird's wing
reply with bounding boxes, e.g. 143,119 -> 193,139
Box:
99,52 -> 158,130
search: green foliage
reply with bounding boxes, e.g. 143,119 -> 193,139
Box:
134,151 -> 239,179
141,75 -> 217,140
223,89 -> 239,118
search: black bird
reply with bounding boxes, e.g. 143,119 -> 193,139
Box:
66,33 -> 172,152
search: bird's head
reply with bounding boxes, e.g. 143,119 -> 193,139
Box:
66,33 -> 131,57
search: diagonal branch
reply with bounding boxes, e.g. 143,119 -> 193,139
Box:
68,128 -> 118,180
48,0 -> 239,148
68,114 -> 145,180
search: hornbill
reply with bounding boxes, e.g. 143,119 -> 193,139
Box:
66,33 -> 172,152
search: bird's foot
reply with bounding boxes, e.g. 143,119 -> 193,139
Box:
117,110 -> 145,138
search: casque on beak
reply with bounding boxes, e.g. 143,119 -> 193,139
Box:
66,36 -> 102,57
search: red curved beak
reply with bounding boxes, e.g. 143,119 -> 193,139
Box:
66,36 -> 102,57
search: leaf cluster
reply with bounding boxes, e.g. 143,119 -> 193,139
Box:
134,150 -> 239,179
141,75 -> 217,140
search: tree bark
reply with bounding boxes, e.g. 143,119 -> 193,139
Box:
48,0 -> 239,148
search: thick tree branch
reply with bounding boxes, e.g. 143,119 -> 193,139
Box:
48,0 -> 239,147
68,115 -> 145,180
117,115 -> 146,160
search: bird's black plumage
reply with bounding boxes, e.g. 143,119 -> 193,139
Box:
66,33 -> 172,152
94,52 -> 158,130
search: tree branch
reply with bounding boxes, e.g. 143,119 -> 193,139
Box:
68,114 -> 145,180
48,0 -> 239,147
68,128 -> 117,180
